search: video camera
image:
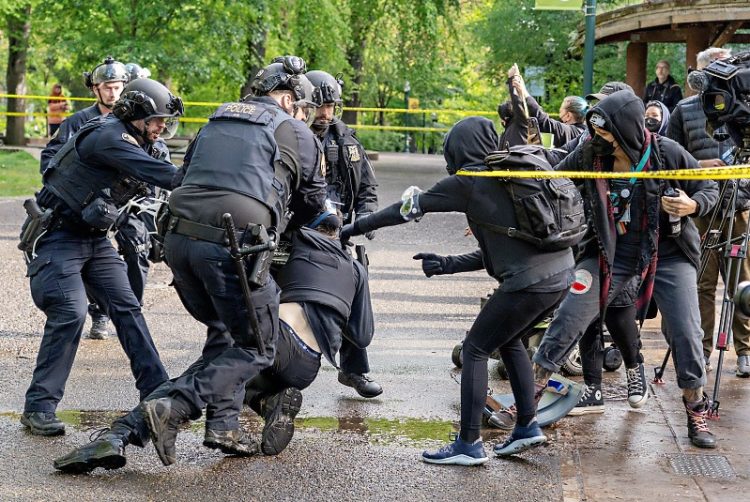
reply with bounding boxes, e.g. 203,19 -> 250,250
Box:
690,51 -> 750,146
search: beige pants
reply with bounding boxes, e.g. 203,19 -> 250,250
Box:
695,210 -> 750,357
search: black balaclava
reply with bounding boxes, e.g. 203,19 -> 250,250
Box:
443,116 -> 499,175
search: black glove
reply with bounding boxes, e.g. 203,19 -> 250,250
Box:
413,252 -> 450,278
341,223 -> 356,248
365,230 -> 375,240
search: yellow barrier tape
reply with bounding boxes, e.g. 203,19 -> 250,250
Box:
457,165 -> 750,181
350,124 -> 446,132
0,93 -> 504,117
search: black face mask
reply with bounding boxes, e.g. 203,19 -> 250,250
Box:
645,117 -> 661,133
590,134 -> 616,156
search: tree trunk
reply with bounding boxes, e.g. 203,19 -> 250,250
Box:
239,16 -> 268,100
342,37 -> 365,126
5,3 -> 32,146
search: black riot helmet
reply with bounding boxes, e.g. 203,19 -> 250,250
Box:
250,56 -> 320,126
112,78 -> 184,140
124,63 -> 152,81
307,70 -> 344,129
83,56 -> 129,89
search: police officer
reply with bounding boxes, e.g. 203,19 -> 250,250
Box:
40,57 -> 131,340
53,217 -> 375,473
306,70 -> 382,398
19,78 -> 184,436
142,56 -> 328,466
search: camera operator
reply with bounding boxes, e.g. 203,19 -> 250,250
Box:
669,47 -> 750,377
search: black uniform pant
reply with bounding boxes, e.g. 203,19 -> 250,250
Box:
460,287 -> 566,443
24,229 -> 168,412
339,337 -> 370,375
114,317 -> 321,447
88,212 -> 152,320
164,232 -> 278,431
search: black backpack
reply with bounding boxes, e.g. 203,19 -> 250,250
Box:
471,145 -> 586,251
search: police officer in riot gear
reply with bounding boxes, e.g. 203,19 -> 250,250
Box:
142,56 -> 328,465
19,79 -> 183,436
306,70 -> 382,398
40,57 -> 134,340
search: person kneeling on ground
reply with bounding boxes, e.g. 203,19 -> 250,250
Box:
53,218 -> 374,473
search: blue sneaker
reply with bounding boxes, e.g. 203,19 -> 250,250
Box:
422,436 -> 489,466
493,418 -> 547,457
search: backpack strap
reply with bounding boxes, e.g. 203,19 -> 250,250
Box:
468,217 -> 543,248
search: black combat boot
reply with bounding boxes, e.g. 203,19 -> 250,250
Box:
142,397 -> 191,466
204,427 -> 260,456
53,428 -> 127,474
260,387 -> 303,456
337,371 -> 383,398
683,394 -> 717,449
20,411 -> 65,436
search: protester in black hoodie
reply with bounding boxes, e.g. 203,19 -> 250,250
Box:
531,90 -> 719,449
342,116 -> 574,465
643,60 -> 683,112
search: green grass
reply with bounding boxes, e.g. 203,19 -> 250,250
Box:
0,150 -> 42,196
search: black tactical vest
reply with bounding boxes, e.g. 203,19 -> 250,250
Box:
180,101 -> 296,226
323,121 -> 363,217
43,116 -> 124,215
277,228 -> 357,319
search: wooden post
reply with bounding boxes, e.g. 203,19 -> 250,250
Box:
626,42 -> 647,98
685,28 -> 712,96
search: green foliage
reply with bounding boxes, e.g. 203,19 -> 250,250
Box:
355,129 -> 405,153
0,150 -> 42,196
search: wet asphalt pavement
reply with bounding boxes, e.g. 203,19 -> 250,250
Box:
0,151 -> 748,501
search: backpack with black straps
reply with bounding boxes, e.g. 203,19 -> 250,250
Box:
470,145 -> 586,251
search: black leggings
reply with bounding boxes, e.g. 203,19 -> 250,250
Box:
580,305 -> 642,386
460,288 -> 566,443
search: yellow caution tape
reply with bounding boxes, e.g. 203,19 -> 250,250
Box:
456,165 -> 750,180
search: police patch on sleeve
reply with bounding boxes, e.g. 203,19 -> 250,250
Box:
121,133 -> 139,146
347,145 -> 361,162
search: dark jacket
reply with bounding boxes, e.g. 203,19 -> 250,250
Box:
525,96 -> 586,147
349,117 -> 574,292
667,95 -> 720,161
498,78 -> 531,148
559,91 -> 718,275
318,120 -> 378,224
277,227 -> 374,367
643,75 -> 683,112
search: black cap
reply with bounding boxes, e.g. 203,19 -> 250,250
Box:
586,81 -> 634,102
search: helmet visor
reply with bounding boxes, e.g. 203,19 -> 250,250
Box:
294,100 -> 320,128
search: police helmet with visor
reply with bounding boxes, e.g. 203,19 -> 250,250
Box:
307,70 -> 344,128
84,56 -> 129,89
250,56 -> 320,126
112,78 -> 184,139
124,63 -> 152,81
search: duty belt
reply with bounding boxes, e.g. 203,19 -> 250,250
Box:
168,216 -> 239,245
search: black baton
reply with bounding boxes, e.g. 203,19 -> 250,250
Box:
223,213 -> 266,354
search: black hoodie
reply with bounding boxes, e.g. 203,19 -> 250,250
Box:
557,90 -> 719,272
347,116 -> 574,292
643,74 -> 683,112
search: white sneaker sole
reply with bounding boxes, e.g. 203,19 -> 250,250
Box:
494,435 -> 547,457
567,405 -> 604,416
628,386 -> 650,408
421,454 -> 489,466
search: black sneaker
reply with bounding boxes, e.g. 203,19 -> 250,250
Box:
53,428 -> 126,474
567,384 -> 604,416
88,316 -> 109,340
260,387 -> 303,456
337,371 -> 383,398
20,411 -> 65,436
626,363 -> 650,409
204,427 -> 260,457
142,397 -> 189,466
684,394 -> 716,449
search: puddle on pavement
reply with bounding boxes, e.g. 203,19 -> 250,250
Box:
1,409 -> 507,445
